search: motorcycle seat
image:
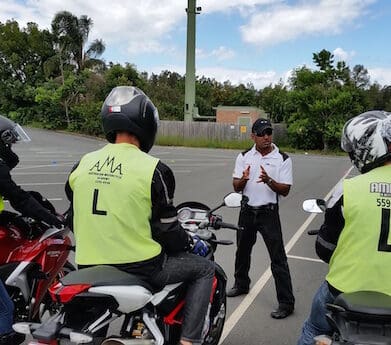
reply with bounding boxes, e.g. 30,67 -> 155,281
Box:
332,291 -> 391,321
60,265 -> 154,291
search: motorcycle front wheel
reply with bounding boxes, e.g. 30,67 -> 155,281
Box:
203,291 -> 227,345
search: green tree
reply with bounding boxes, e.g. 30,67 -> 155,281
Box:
35,73 -> 87,127
288,50 -> 364,150
104,63 -> 145,95
259,82 -> 289,122
0,20 -> 56,119
351,64 -> 370,89
146,70 -> 184,120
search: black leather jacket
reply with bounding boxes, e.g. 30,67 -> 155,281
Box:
0,158 -> 61,227
315,195 -> 345,263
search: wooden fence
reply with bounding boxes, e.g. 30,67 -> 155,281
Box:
157,120 -> 288,143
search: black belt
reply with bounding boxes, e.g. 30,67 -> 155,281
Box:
245,203 -> 278,211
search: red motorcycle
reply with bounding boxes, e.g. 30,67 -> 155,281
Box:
0,206 -> 75,324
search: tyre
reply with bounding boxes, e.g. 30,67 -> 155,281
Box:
202,290 -> 226,345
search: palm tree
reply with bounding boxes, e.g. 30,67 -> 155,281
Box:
50,11 -> 106,126
51,11 -> 106,74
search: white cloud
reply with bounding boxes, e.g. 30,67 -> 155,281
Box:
240,0 -> 376,47
0,0 -> 186,57
137,61 -> 391,90
211,46 -> 236,61
368,68 -> 391,86
1,0 -> 389,89
333,48 -> 356,62
198,0 -> 279,14
150,64 -> 286,89
197,46 -> 236,61
199,67 -> 280,88
0,0 -> 377,59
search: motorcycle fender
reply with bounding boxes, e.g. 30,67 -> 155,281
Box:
5,261 -> 31,301
214,263 -> 227,283
88,286 -> 153,313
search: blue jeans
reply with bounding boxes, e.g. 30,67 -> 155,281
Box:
150,252 -> 215,344
0,280 -> 14,335
297,281 -> 337,345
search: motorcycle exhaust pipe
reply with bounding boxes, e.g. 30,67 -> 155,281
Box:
101,338 -> 154,345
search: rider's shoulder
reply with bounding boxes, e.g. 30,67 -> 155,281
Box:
328,182 -> 344,208
155,160 -> 174,179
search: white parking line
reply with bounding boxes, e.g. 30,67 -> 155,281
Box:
219,165 -> 354,344
19,182 -> 64,186
287,254 -> 323,263
14,163 -> 74,170
13,172 -> 71,175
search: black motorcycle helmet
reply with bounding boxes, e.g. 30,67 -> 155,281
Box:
0,115 -> 30,169
0,115 -> 30,145
101,86 -> 159,153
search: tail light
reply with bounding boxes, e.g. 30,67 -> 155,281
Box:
49,281 -> 91,303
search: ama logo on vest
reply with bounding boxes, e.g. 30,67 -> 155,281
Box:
90,156 -> 123,176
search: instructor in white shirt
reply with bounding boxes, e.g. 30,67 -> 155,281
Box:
227,118 -> 295,320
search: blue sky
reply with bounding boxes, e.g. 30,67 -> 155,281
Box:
2,0 -> 391,89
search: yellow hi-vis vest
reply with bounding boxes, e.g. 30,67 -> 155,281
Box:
326,165 -> 391,295
69,143 -> 161,265
0,196 -> 4,212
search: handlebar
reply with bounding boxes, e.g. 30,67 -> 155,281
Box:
216,221 -> 242,231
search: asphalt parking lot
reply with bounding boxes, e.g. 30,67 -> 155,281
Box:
14,128 -> 354,345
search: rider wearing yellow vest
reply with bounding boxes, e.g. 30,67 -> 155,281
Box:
69,143 -> 161,265
327,164 -> 391,295
65,86 -> 214,345
297,111 -> 391,345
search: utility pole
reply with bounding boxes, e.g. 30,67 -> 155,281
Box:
184,0 -> 201,122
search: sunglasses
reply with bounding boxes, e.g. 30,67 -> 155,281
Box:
255,128 -> 273,137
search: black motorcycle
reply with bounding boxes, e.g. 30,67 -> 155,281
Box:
14,192 -> 243,345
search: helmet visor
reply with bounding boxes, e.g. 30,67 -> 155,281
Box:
13,124 -> 31,143
105,86 -> 141,106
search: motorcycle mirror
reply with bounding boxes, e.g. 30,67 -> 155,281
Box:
208,192 -> 243,216
302,199 -> 326,213
223,193 -> 242,208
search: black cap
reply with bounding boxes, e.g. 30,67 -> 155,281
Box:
252,118 -> 272,134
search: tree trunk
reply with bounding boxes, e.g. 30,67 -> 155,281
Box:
322,135 -> 329,151
64,102 -> 70,127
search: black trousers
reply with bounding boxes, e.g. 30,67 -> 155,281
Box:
234,206 -> 295,306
